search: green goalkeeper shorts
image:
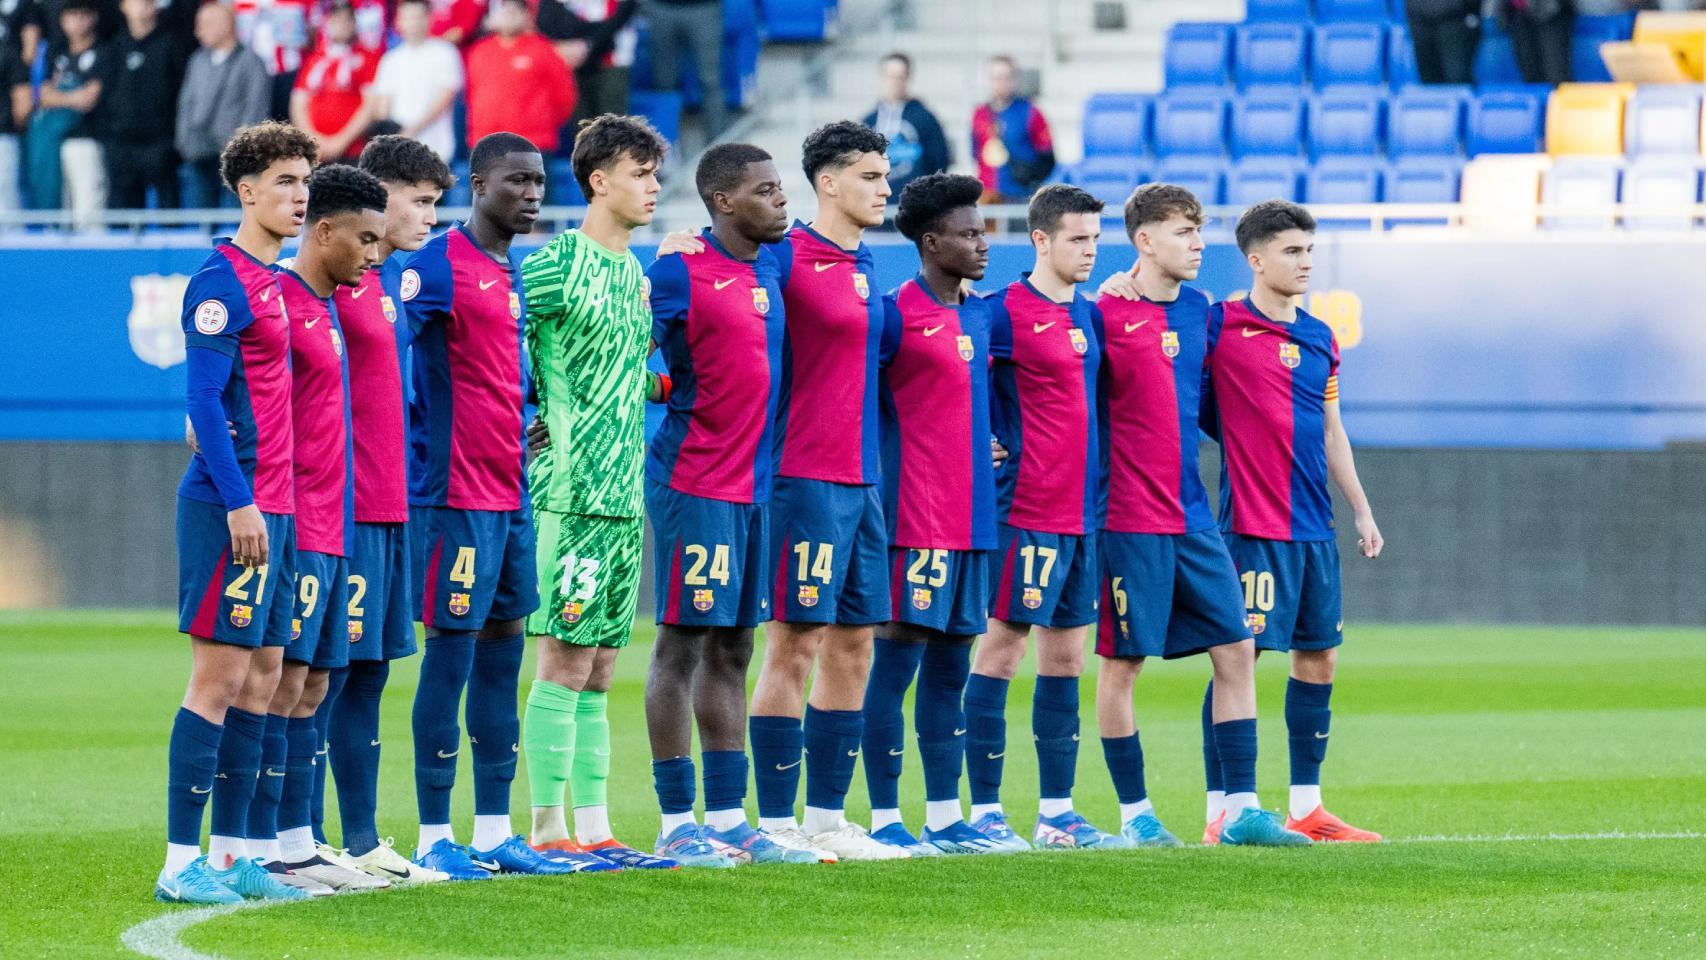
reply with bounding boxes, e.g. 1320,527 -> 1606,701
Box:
525,509 -> 644,647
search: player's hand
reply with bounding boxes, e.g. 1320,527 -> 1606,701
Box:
556,39 -> 590,68
526,415 -> 552,456
657,230 -> 706,256
991,438 -> 1009,467
1098,261 -> 1141,301
185,418 -> 237,453
227,505 -> 269,568
1354,512 -> 1383,559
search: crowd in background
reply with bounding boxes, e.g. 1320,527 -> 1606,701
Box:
1407,0 -> 1706,87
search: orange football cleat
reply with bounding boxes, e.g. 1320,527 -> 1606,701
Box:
1284,806 -> 1383,843
1202,811 -> 1225,846
530,838 -> 584,854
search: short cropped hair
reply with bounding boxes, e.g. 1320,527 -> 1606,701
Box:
468,131 -> 540,178
801,120 -> 888,186
1026,183 -> 1104,236
571,114 -> 669,198
882,52 -> 911,73
695,142 -> 773,214
358,135 -> 455,191
305,163 -> 388,223
1234,199 -> 1317,253
895,172 -> 983,245
219,120 -> 318,192
1123,182 -> 1204,239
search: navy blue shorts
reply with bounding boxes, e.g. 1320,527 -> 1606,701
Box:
1096,529 -> 1251,660
888,548 -> 990,637
410,504 -> 539,630
348,522 -> 417,661
989,525 -> 1098,629
646,479 -> 771,629
768,477 -> 890,626
177,496 -> 295,647
286,551 -> 350,668
1223,534 -> 1344,653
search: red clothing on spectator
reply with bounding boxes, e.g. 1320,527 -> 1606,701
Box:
465,31 -> 577,152
430,0 -> 486,45
295,42 -> 382,155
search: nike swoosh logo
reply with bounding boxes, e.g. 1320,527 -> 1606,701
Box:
370,739 -> 381,747
161,883 -> 181,899
1071,734 -> 1080,741
714,278 -> 736,290
264,768 -> 285,777
548,744 -> 570,752
215,773 -> 228,779
511,743 -> 519,753
1125,320 -> 1149,332
1241,328 -> 1269,338
479,278 -> 498,290
775,760 -> 802,771
1315,732 -> 1330,739
190,786 -> 211,794
922,324 -> 945,337
986,752 -> 1005,760
953,728 -> 967,737
304,316 -> 320,330
814,262 -> 837,272
373,864 -> 410,878
470,857 -> 499,871
316,747 -> 329,756
437,749 -> 458,759
350,285 -> 367,299
1033,322 -> 1056,334
260,288 -> 272,303
887,748 -> 904,756
846,750 -> 859,757
594,749 -> 611,757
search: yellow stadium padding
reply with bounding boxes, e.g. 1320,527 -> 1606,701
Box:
1633,11 -> 1706,81
1546,84 -> 1629,156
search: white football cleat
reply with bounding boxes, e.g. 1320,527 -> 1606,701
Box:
757,826 -> 839,864
279,847 -> 391,892
809,821 -> 911,861
349,838 -> 449,885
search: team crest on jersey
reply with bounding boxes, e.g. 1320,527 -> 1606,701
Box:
230,604 -> 253,629
1068,328 -> 1088,355
1021,587 -> 1043,610
1160,330 -> 1180,359
752,287 -> 770,315
561,600 -> 584,624
1279,343 -> 1301,369
640,276 -> 652,304
692,589 -> 715,612
448,592 -> 471,616
1246,612 -> 1267,635
128,274 -> 190,369
330,327 -> 344,357
380,295 -> 397,324
957,334 -> 975,362
852,272 -> 870,300
399,268 -> 421,301
508,291 -> 521,320
193,298 -> 229,336
347,620 -> 363,643
911,587 -> 932,611
290,618 -> 302,641
798,584 -> 820,608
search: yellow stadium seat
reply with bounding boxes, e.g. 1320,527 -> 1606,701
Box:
1546,84 -> 1630,156
1633,11 -> 1706,81
1461,154 -> 1551,232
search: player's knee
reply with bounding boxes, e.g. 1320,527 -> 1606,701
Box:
1209,639 -> 1257,685
1099,655 -> 1143,686
479,618 -> 526,640
583,654 -> 617,693
295,670 -> 330,714
705,628 -> 755,678
1292,648 -> 1336,684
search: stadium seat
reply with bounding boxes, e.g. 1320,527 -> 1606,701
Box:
1545,84 -> 1630,156
1235,23 -> 1309,90
1312,23 -> 1387,88
1542,157 -> 1623,229
545,159 -> 587,206
1231,94 -> 1305,157
1307,156 -> 1384,203
1082,93 -> 1150,158
1385,156 -> 1464,208
627,89 -> 683,147
1309,91 -> 1382,157
1074,156 -> 1147,206
1468,90 -> 1546,155
1243,0 -> 1310,22
1388,25 -> 1420,88
763,0 -> 835,41
1152,93 -> 1229,156
1164,22 -> 1234,89
1226,158 -> 1304,205
446,161 -> 472,207
1625,86 -> 1703,155
1461,154 -> 1549,231
1153,157 -> 1227,204
1623,157 -> 1703,230
1473,20 -> 1526,86
1572,13 -> 1638,83
1632,11 -> 1706,81
1388,88 -> 1465,156
1316,0 -> 1389,22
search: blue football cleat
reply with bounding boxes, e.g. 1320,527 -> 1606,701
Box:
208,856 -> 310,900
413,838 -> 493,880
1033,811 -> 1131,850
704,822 -> 817,864
922,820 -> 1007,855
579,838 -> 680,869
531,840 -> 622,873
155,857 -> 243,904
1220,807 -> 1314,847
473,835 -> 582,875
1121,812 -> 1185,848
870,822 -> 943,857
968,811 -> 1032,852
655,824 -> 736,869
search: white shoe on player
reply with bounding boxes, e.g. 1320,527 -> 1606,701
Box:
810,821 -> 911,861
349,838 -> 449,885
757,826 -> 839,864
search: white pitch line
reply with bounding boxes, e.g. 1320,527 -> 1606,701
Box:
120,900 -> 278,960
1393,831 -> 1703,845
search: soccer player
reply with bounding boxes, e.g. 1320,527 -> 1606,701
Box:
320,135 -> 457,884
969,184 -> 1124,851
643,142 -> 806,867
1092,184 -> 1308,848
1200,200 -> 1385,844
159,121 -> 317,904
516,114 -> 674,873
403,131 -> 572,877
748,121 -> 904,861
861,172 -> 1004,856
258,164 -> 395,893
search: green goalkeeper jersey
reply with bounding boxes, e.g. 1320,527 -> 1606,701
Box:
521,229 -> 652,518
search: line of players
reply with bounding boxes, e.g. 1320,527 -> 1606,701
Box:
156,112 -> 1384,903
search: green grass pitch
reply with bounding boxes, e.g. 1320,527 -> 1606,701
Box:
5,611 -> 1704,959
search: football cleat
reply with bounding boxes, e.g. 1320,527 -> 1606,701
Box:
921,820 -> 1007,855
280,853 -> 392,891
870,822 -> 942,858
1121,812 -> 1185,848
1033,811 -> 1131,850
262,859 -> 336,897
315,843 -> 393,889
704,822 -> 818,864
757,826 -> 839,863
810,821 -> 911,861
349,838 -> 449,885
655,824 -> 737,869
209,857 -> 310,901
1203,811 -> 1225,846
155,857 -> 243,904
530,839 -> 622,873
578,837 -> 680,870
413,838 -> 493,880
1220,807 -> 1313,847
1285,806 -> 1384,843
473,835 -> 582,875
968,811 -> 1032,852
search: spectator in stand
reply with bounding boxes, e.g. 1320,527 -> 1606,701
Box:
466,0 -> 576,153
1407,1 -> 1481,85
371,0 -> 463,161
290,2 -> 380,162
177,1 -> 270,207
642,0 -> 726,139
102,0 -> 184,209
537,0 -> 637,126
428,0 -> 484,47
349,0 -> 389,50
27,0 -> 109,224
862,52 -> 949,199
151,0 -> 202,58
1486,0 -> 1573,84
2,0 -> 46,63
233,0 -> 314,119
971,54 -> 1053,204
0,21 -> 29,214
39,0 -> 120,46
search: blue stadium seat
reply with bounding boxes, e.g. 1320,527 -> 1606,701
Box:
446,161 -> 472,207
1152,93 -> 1229,157
763,0 -> 835,41
1571,13 -> 1637,84
1626,86 -> 1703,156
1307,156 -> 1384,203
1542,158 -> 1623,229
1235,23 -> 1309,90
1313,23 -> 1387,89
1231,94 -> 1305,157
1385,156 -> 1464,203
1153,157 -> 1227,204
1164,22 -> 1234,89
1074,156 -> 1147,206
1309,91 -> 1382,157
1388,88 -> 1466,156
1316,0 -> 1389,23
1387,0 -> 1407,19
1387,24 -> 1419,87
1473,20 -> 1525,86
1623,158 -> 1703,231
1467,90 -> 1545,155
1226,158 -> 1304,205
628,90 -> 683,147
1244,0 -> 1311,22
546,159 -> 587,206
1082,93 -> 1150,157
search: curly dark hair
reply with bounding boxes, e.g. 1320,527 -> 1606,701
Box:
1234,199 -> 1316,254
695,142 -> 773,213
1026,183 -> 1104,236
895,172 -> 983,245
571,114 -> 669,198
359,135 -> 456,191
219,121 -> 318,193
305,163 -> 388,224
1123,182 -> 1204,240
801,120 -> 888,186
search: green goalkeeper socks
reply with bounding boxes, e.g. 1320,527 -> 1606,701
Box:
523,679 -> 578,809
570,690 -> 610,809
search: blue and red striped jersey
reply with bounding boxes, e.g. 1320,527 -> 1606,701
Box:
335,257 -> 411,524
279,270 -> 355,557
